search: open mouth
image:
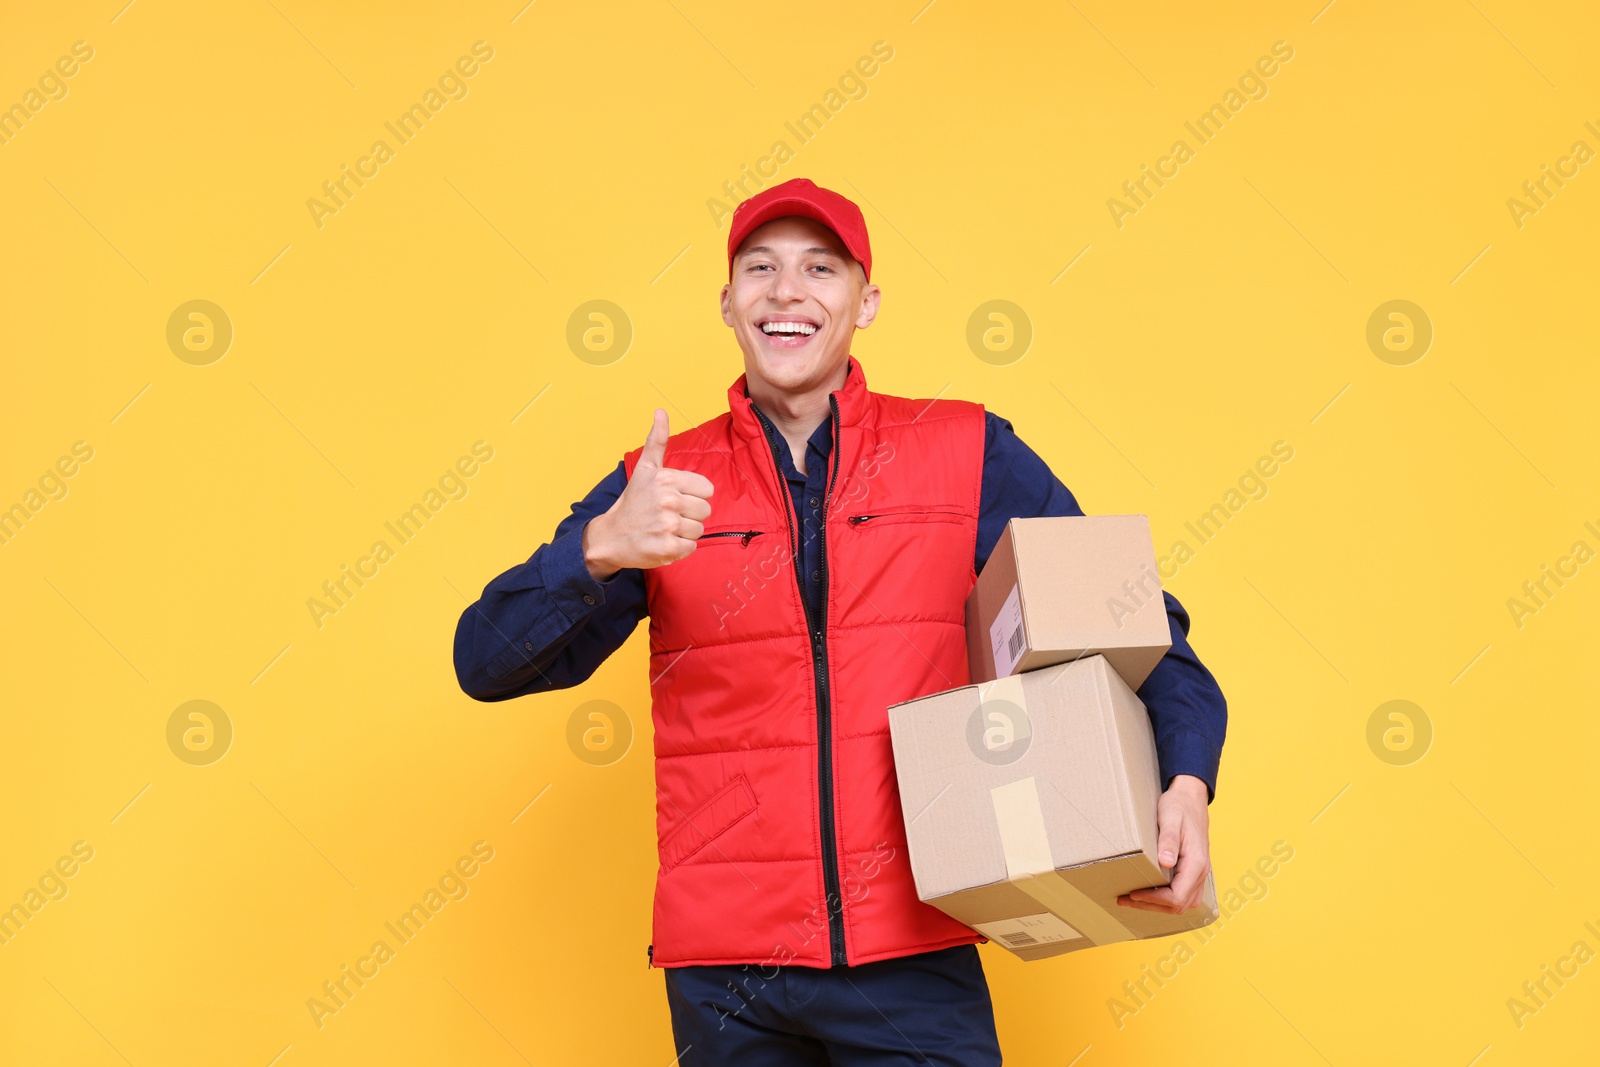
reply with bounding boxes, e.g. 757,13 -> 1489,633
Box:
758,318 -> 819,348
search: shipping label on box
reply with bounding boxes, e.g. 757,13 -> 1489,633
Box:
971,912 -> 1081,952
988,584 -> 1027,678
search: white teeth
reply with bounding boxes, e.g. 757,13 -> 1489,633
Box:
761,321 -> 818,335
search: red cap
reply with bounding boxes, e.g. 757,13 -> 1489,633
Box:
726,178 -> 872,283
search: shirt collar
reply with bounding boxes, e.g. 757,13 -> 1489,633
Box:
728,354 -> 867,448
750,402 -> 834,482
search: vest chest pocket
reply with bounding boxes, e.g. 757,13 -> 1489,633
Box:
695,526 -> 766,548
649,522 -> 786,641
844,505 -> 965,528
659,774 -> 759,871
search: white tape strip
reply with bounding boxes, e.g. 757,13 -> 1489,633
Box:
990,777 -> 1054,876
990,776 -> 1135,947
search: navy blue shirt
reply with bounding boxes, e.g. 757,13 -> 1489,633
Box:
454,394 -> 1228,800
755,403 -> 831,614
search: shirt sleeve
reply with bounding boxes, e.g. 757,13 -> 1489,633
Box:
452,460 -> 648,702
977,412 -> 1228,802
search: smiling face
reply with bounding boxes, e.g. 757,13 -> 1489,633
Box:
721,216 -> 879,400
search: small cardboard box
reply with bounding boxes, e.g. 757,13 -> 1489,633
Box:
888,655 -> 1217,961
968,515 -> 1172,691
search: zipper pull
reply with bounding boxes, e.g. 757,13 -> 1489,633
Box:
847,514 -> 873,525
740,530 -> 758,546
647,943 -> 654,968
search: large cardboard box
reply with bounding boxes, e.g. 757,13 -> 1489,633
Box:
888,655 -> 1217,961
968,515 -> 1172,691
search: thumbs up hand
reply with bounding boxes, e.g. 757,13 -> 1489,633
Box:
582,409 -> 716,581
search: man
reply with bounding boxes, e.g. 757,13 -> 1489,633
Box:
454,178 -> 1227,1064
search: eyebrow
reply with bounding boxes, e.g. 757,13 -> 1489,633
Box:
739,245 -> 845,259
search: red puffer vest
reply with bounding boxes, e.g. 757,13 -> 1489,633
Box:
622,355 -> 987,969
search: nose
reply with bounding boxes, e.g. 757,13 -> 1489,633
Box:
768,260 -> 806,304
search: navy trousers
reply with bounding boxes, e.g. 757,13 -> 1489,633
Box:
662,944 -> 1003,1065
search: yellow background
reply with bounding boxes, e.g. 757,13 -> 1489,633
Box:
3,0 -> 1596,1063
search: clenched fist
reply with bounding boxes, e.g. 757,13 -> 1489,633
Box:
583,409 -> 715,581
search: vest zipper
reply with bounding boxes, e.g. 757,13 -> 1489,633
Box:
698,529 -> 763,546
755,395 -> 849,968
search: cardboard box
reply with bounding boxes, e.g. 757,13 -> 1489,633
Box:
968,515 -> 1172,691
888,655 -> 1217,961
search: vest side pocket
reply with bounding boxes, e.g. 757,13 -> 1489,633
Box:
659,774 -> 759,872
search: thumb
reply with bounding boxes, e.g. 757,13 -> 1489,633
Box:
638,408 -> 669,469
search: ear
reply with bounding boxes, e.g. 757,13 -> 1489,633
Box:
854,283 -> 881,330
720,283 -> 733,327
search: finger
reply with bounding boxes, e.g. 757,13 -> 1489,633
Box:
1167,846 -> 1206,906
672,469 -> 715,500
1129,870 -> 1204,912
1183,868 -> 1211,911
638,408 -> 670,470
676,493 -> 713,522
675,516 -> 705,542
1157,811 -> 1182,870
1122,885 -> 1181,909
660,534 -> 699,564
1116,892 -> 1184,914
